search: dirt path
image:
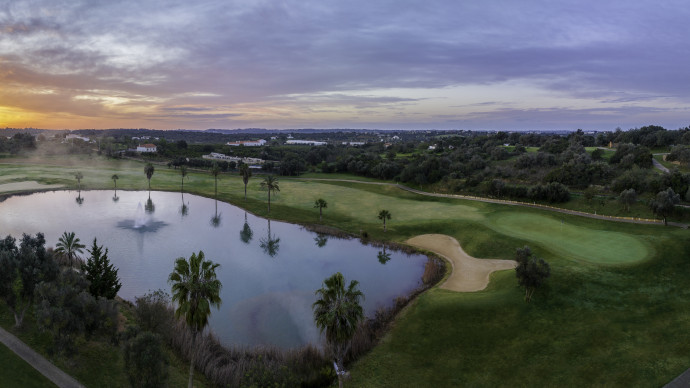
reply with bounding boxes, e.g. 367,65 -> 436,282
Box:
407,234 -> 516,292
0,326 -> 84,388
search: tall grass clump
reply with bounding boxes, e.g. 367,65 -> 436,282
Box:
133,290 -> 332,387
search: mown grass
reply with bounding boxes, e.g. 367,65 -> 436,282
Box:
2,154 -> 690,386
0,342 -> 57,388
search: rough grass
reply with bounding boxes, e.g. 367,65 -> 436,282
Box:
0,342 -> 57,388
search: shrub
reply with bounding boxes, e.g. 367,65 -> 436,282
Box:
124,331 -> 169,388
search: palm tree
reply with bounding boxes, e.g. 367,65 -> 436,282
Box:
55,231 -> 85,268
260,175 -> 280,213
74,171 -> 84,190
180,165 -> 188,193
168,251 -> 222,388
314,198 -> 328,222
239,163 -> 252,201
144,163 -> 155,195
210,162 -> 221,198
378,209 -> 391,232
313,272 -> 365,387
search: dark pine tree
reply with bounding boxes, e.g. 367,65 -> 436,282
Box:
82,238 -> 122,299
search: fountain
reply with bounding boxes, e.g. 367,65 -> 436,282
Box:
117,201 -> 167,232
133,202 -> 149,228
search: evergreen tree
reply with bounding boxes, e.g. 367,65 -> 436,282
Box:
82,238 -> 122,299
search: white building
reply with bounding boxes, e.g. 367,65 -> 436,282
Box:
286,140 -> 327,146
136,144 -> 157,153
226,139 -> 267,147
202,153 -> 264,165
65,134 -> 90,142
342,141 -> 365,146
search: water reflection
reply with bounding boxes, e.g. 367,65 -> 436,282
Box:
145,197 -> 155,214
240,213 -> 253,244
75,191 -> 84,205
112,189 -> 119,202
377,245 -> 391,264
314,233 -> 328,248
210,199 -> 222,228
179,193 -> 188,217
259,219 -> 280,257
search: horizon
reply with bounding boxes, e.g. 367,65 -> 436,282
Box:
2,1 -> 689,131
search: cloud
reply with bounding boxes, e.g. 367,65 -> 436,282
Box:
1,0 -> 689,130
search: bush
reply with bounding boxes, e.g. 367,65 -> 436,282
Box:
124,331 -> 169,388
135,290 -> 173,340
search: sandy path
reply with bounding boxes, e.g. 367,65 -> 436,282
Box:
407,234 -> 517,292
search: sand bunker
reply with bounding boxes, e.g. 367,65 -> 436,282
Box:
0,181 -> 63,193
407,234 -> 517,292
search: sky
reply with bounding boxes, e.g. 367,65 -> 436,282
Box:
1,0 -> 689,131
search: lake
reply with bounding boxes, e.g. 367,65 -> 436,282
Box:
0,190 -> 428,348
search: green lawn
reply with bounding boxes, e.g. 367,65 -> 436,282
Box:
1,155 -> 689,387
0,343 -> 57,388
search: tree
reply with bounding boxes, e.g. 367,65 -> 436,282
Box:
82,238 -> 122,299
514,246 -> 550,302
618,188 -> 637,211
260,175 -> 280,213
313,272 -> 364,388
583,186 -> 597,203
180,165 -> 188,193
35,269 -> 118,354
124,332 -> 169,388
168,251 -> 222,388
55,231 -> 85,268
239,163 -> 252,201
378,209 -> 391,232
0,233 -> 58,328
74,171 -> 84,190
650,187 -> 680,225
144,163 -> 155,193
314,198 -> 328,222
210,162 -> 221,198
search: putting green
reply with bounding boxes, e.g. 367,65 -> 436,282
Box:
487,212 -> 651,264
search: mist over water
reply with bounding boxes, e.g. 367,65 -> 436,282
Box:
0,190 -> 427,348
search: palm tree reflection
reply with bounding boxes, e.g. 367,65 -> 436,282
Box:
240,213 -> 253,244
210,199 -> 221,227
260,219 -> 280,257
